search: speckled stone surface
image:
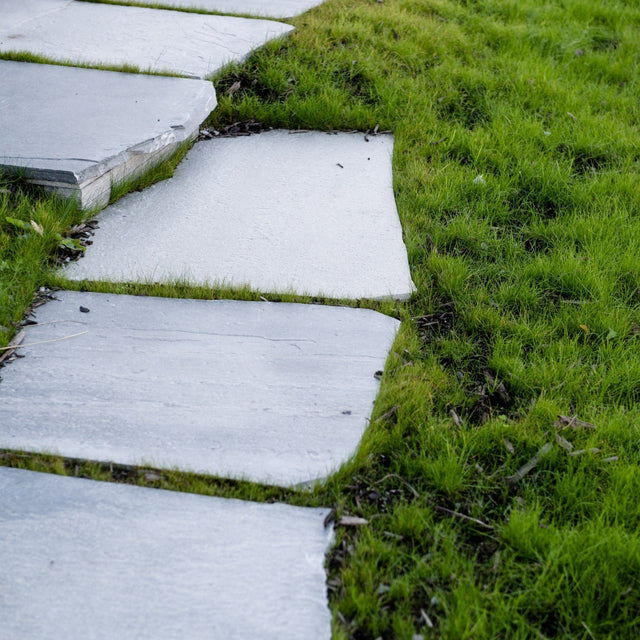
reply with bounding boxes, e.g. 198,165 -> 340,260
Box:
141,0 -> 326,18
0,60 -> 216,209
64,131 -> 415,300
0,466 -> 333,640
0,291 -> 399,486
0,0 -> 293,78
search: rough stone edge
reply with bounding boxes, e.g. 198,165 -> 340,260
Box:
1,81 -> 217,211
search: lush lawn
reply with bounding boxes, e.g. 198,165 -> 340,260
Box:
3,0 -> 640,637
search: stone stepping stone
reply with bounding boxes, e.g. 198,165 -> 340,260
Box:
139,0 -> 327,19
0,61 -> 216,210
64,131 -> 416,301
0,466 -> 333,639
0,291 -> 399,486
0,0 -> 293,79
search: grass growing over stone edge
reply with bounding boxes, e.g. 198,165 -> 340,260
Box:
0,50 -> 185,77
2,0 -> 640,637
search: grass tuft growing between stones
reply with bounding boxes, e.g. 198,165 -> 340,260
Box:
3,0 -> 640,637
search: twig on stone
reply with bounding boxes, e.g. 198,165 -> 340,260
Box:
0,331 -> 88,351
0,330 -> 25,364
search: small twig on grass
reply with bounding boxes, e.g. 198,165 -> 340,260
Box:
555,433 -> 574,452
373,404 -> 398,424
504,442 -> 553,485
420,608 -> 434,628
433,505 -> 493,530
569,448 -> 601,457
581,621 -> 596,640
374,472 -> 420,499
554,414 -> 596,430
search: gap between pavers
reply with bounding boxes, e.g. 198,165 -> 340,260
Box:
0,60 -> 216,210
64,131 -> 416,301
0,291 -> 399,486
129,0 -> 327,18
0,466 -> 333,640
0,0 -> 293,78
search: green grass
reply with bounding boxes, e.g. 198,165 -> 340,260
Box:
0,49 -> 188,76
3,0 -> 640,637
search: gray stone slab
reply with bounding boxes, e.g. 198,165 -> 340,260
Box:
0,291 -> 399,486
0,61 -> 216,210
65,131 -> 416,300
138,0 -> 326,18
0,467 -> 333,640
0,0 -> 294,79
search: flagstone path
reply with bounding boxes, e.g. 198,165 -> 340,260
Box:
0,0 -> 415,636
64,131 -> 415,300
0,60 -> 216,209
0,467 -> 333,640
0,0 -> 293,78
0,291 -> 399,486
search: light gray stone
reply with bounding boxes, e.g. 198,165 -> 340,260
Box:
140,0 -> 326,18
65,131 -> 416,300
0,61 -> 216,210
0,466 -> 333,640
0,291 -> 399,485
0,0 -> 294,78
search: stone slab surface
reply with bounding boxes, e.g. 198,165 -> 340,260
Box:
142,0 -> 326,18
0,466 -> 333,640
0,0 -> 294,79
0,291 -> 399,485
65,131 -> 416,300
0,61 -> 216,210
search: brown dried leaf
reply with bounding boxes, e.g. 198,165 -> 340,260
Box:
226,80 -> 241,95
324,507 -> 337,528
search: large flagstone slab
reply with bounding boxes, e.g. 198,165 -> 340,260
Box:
138,0 -> 326,18
65,131 -> 416,300
0,61 -> 216,210
0,0 -> 293,79
0,291 -> 399,486
0,467 -> 333,639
